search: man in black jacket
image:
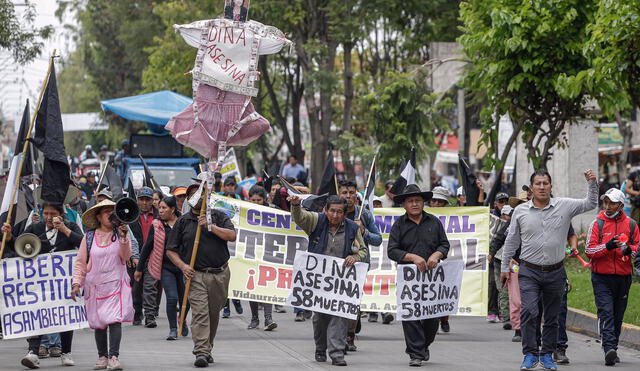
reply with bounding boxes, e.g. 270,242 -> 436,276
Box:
387,184 -> 450,367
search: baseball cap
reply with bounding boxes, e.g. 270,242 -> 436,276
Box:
224,177 -> 236,186
600,188 -> 625,204
173,187 -> 187,197
97,188 -> 114,200
501,205 -> 513,215
496,192 -> 509,201
137,186 -> 154,199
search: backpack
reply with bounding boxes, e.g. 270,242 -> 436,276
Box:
596,218 -> 637,245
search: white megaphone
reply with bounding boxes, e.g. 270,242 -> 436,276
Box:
14,233 -> 41,258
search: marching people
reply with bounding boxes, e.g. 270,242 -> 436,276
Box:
129,186 -> 160,327
338,180 -> 383,351
166,183 -> 237,368
289,194 -> 368,366
585,188 -> 639,366
2,201 -> 83,368
501,169 -> 598,370
489,205 -> 513,330
153,190 -> 164,210
387,184 -> 450,367
135,196 -> 191,340
245,185 -> 278,331
71,199 -> 134,370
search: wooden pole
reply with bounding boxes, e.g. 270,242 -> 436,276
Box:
1,50 -> 56,259
357,150 -> 379,220
178,182 -> 209,335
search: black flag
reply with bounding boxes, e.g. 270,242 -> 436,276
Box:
391,147 -> 416,195
102,164 -> 124,200
316,147 -> 337,196
139,154 -> 161,192
1,101 -> 31,225
32,64 -> 71,205
126,177 -> 137,199
459,155 -> 481,206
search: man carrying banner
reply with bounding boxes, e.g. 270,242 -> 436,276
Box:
288,194 -> 368,366
501,169 -> 598,371
387,184 -> 450,367
166,184 -> 237,368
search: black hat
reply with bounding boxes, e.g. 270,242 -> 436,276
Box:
224,177 -> 236,186
392,184 -> 433,204
496,192 -> 509,201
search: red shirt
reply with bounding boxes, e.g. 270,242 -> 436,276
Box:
139,212 -> 155,244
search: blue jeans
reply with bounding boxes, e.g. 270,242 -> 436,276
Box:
41,333 -> 61,348
161,265 -> 189,330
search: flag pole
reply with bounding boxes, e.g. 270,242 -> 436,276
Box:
357,149 -> 379,220
1,49 -> 56,259
178,180 -> 209,335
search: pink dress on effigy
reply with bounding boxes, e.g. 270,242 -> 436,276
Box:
73,230 -> 133,330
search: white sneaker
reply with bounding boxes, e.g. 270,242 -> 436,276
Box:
94,356 -> 108,370
61,353 -> 75,366
21,351 -> 40,369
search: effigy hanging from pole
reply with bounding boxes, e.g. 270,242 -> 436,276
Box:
166,0 -> 292,171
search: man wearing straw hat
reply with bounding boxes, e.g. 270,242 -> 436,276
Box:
166,184 -> 236,368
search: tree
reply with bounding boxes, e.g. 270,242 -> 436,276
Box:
0,0 -> 53,63
459,0 -> 596,170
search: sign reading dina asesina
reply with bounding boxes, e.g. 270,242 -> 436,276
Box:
0,251 -> 89,339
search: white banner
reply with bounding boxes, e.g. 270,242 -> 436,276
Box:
0,251 -> 89,339
286,252 -> 368,320
396,261 -> 464,321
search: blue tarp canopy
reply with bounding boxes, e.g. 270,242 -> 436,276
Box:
100,90 -> 192,134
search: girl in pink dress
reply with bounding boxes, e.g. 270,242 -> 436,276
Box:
72,200 -> 133,370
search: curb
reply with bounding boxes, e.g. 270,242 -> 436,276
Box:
567,307 -> 640,350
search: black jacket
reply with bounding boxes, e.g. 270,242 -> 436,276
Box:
8,221 -> 83,256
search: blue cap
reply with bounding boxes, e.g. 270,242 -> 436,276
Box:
137,186 -> 154,199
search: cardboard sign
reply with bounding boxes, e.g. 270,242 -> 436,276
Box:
396,261 -> 464,321
286,252 -> 368,320
0,251 -> 89,339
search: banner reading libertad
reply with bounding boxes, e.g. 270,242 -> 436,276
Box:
212,196 -> 489,316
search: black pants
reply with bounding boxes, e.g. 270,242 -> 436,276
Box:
488,261 -> 499,315
534,280 -> 569,352
591,273 -> 632,352
518,264 -> 566,356
127,266 -> 143,321
95,323 -> 122,358
401,318 -> 439,360
28,331 -> 73,354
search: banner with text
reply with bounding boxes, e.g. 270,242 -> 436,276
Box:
0,251 -> 89,339
286,252 -> 368,320
212,195 -> 489,316
396,261 -> 464,320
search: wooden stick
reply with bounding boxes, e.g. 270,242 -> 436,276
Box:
358,149 -> 379,220
178,181 -> 209,335
334,173 -> 339,195
1,50 -> 56,259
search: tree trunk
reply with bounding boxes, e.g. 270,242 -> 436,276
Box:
341,41 -> 356,180
615,111 -> 633,180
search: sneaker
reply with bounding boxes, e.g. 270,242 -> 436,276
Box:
38,346 -> 49,358
94,356 -> 108,370
440,320 -> 450,333
503,322 -> 513,330
222,307 -> 231,318
331,358 -> 347,366
486,314 -> 498,323
315,351 -> 327,362
368,313 -> 378,322
264,319 -> 277,331
409,358 -> 422,367
194,355 -> 208,368
145,317 -> 157,328
61,353 -> 75,366
295,312 -> 305,322
206,354 -> 214,364
382,313 -> 394,324
539,353 -> 557,370
512,330 -> 522,342
605,349 -> 617,366
167,328 -> 178,340
132,319 -> 142,326
107,356 -> 122,370
247,319 -> 260,329
520,353 -> 539,370
553,349 -> 569,365
615,356 -> 620,363
232,300 -> 243,314
303,311 -> 313,320
21,351 -> 40,369
274,305 -> 286,313
49,346 -> 62,357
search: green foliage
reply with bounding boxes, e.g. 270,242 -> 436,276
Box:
362,70 -> 454,179
459,0 -> 596,169
0,0 -> 53,63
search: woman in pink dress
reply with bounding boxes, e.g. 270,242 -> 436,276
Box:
71,200 -> 134,370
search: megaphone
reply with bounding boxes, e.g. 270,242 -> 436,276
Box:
113,197 -> 140,225
14,233 -> 41,258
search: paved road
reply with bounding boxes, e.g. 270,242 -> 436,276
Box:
2,306 -> 639,371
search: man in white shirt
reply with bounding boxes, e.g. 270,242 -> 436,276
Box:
281,155 -> 305,180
